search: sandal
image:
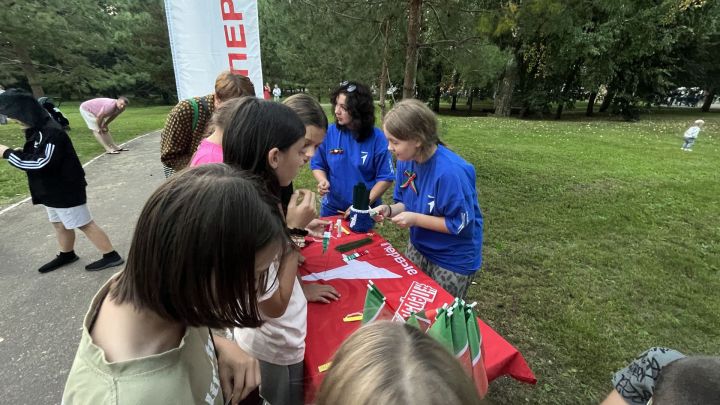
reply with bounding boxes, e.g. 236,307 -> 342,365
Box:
105,150 -> 120,155
115,147 -> 129,152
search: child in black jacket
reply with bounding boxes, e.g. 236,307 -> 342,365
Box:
0,90 -> 124,273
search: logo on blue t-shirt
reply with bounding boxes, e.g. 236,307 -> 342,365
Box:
427,195 -> 435,213
361,151 -> 368,165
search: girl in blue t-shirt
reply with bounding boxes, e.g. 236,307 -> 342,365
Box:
310,81 -> 395,217
375,99 -> 483,299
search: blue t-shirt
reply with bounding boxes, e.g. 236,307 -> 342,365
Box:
393,145 -> 483,275
310,124 -> 395,216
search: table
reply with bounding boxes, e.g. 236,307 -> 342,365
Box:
300,222 -> 536,402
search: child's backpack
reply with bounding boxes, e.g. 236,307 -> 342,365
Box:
38,97 -> 71,130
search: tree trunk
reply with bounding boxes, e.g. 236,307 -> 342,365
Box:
701,88 -> 715,112
432,61 -> 442,112
450,70 -> 459,111
467,87 -> 475,113
494,53 -> 518,117
402,0 -> 422,99
586,92 -> 597,116
555,104 -> 564,120
599,90 -> 614,113
14,44 -> 45,98
378,20 -> 391,119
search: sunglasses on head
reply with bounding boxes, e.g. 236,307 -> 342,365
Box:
340,81 -> 357,93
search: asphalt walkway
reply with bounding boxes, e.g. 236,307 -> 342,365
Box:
0,131 -> 164,403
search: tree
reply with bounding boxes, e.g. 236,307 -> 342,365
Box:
0,0 -> 110,97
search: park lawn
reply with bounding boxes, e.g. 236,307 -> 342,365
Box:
294,107 -> 720,404
1,100 -> 717,404
0,102 -> 172,206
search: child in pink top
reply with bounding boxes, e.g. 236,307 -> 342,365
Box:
189,98 -> 241,167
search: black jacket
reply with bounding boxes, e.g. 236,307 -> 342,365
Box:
1,91 -> 86,208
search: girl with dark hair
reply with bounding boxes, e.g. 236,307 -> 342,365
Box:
310,81 -> 395,216
222,96 -> 339,405
62,164 -> 291,404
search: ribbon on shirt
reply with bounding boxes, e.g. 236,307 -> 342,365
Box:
401,170 -> 418,194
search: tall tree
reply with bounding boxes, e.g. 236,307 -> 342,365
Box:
0,0 -> 110,97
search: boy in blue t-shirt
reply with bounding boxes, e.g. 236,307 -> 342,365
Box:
311,81 -> 394,217
375,99 -> 483,299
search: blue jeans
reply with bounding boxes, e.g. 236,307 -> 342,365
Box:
682,137 -> 696,150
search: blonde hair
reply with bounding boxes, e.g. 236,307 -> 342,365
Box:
316,322 -> 482,405
283,93 -> 328,130
214,71 -> 256,102
694,119 -> 705,126
383,99 -> 441,161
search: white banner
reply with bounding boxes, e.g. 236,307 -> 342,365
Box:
164,0 -> 264,100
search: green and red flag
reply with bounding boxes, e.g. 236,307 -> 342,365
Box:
449,300 -> 472,376
465,303 -> 489,398
427,305 -> 453,353
361,280 -> 394,324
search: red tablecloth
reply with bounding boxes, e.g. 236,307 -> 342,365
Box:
300,226 -> 536,402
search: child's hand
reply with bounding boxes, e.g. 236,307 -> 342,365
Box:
306,218 -> 331,237
286,189 -> 317,229
390,212 -> 417,228
213,336 -> 261,404
302,283 -> 341,304
372,205 -> 391,222
317,179 -> 330,196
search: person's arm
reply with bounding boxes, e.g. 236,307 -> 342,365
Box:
160,102 -> 193,171
390,211 -> 450,233
370,134 -> 395,204
103,111 -> 120,127
312,169 -> 330,196
1,137 -> 62,172
310,139 -> 330,196
259,249 -> 300,318
213,335 -> 261,404
369,180 -> 392,205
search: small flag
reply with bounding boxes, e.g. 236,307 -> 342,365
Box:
465,304 -> 489,398
427,305 -> 453,353
401,170 -> 418,194
361,281 -> 394,324
450,300 -> 472,376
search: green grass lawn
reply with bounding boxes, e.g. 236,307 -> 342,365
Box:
294,107 -> 720,404
2,100 -> 717,404
0,102 -> 172,206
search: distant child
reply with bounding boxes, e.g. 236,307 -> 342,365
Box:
0,90 -> 124,273
62,164 -> 291,405
222,97 -> 339,405
376,99 -> 483,299
189,98 -> 244,167
310,81 -> 395,217
316,322 -> 483,405
681,119 -> 704,151
600,347 -> 720,405
79,96 -> 129,154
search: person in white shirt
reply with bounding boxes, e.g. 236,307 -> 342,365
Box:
681,119 -> 704,151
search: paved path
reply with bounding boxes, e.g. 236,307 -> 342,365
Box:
0,131 -> 164,403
